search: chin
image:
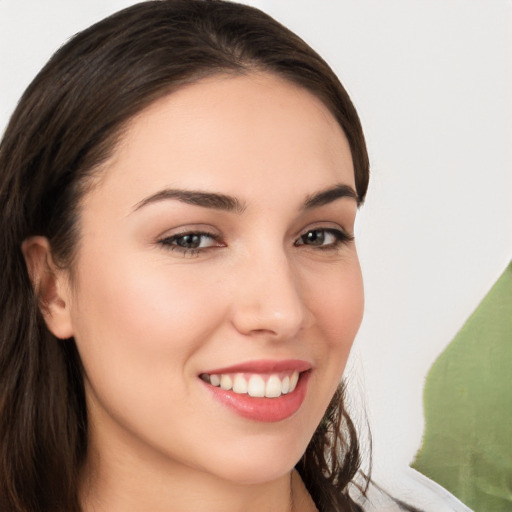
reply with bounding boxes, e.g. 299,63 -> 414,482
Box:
198,428 -> 311,486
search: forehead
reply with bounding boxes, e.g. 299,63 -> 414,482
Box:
85,72 -> 354,211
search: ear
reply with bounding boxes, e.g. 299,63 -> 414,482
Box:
21,236 -> 74,340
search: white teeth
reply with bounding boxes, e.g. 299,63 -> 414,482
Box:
220,374 -> 232,390
265,375 -> 282,398
289,371 -> 299,392
204,370 -> 303,398
233,374 -> 248,394
281,375 -> 290,394
247,375 -> 266,397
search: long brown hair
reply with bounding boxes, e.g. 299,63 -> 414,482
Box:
0,2 -> 370,510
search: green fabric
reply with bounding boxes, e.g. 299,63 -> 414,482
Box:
412,261 -> 512,511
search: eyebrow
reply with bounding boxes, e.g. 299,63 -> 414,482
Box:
132,183 -> 358,214
302,184 -> 359,209
133,189 -> 247,214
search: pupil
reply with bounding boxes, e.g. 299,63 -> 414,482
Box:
178,234 -> 200,248
305,230 -> 324,245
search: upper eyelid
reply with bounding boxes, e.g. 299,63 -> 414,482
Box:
161,230 -> 218,239
157,225 -> 220,240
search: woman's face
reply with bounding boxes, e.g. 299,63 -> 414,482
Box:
63,73 -> 363,485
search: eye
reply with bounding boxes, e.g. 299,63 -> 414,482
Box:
159,231 -> 222,255
295,228 -> 352,249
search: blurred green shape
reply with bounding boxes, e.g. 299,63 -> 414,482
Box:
412,261 -> 512,511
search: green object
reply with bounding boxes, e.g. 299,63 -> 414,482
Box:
412,261 -> 512,511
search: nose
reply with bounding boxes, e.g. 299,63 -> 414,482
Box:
230,250 -> 309,341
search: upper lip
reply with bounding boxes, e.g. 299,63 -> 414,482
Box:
201,359 -> 312,375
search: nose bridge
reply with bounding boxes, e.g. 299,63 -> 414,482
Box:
231,244 -> 306,339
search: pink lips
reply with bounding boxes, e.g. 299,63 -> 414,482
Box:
200,359 -> 312,423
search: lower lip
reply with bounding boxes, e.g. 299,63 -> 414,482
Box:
202,371 -> 310,422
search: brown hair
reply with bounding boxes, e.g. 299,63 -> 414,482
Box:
0,1 -> 369,510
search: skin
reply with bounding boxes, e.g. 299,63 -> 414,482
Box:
24,73 -> 364,512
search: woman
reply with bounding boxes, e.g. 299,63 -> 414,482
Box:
0,1 -> 421,511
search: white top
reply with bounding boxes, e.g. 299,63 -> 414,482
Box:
350,469 -> 473,512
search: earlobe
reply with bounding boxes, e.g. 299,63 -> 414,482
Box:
21,236 -> 74,340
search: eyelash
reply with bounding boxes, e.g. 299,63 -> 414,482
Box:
158,227 -> 353,257
294,228 -> 353,250
158,231 -> 222,257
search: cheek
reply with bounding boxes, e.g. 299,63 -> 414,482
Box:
288,255 -> 363,448
68,252 -> 237,464
301,255 -> 363,416
306,257 -> 364,354
68,250 -> 228,388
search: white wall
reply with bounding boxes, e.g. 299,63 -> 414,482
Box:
2,0 -> 511,493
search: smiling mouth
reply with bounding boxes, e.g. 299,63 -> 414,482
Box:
199,360 -> 312,422
199,371 -> 301,398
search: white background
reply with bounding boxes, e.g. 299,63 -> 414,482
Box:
1,0 -> 511,498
